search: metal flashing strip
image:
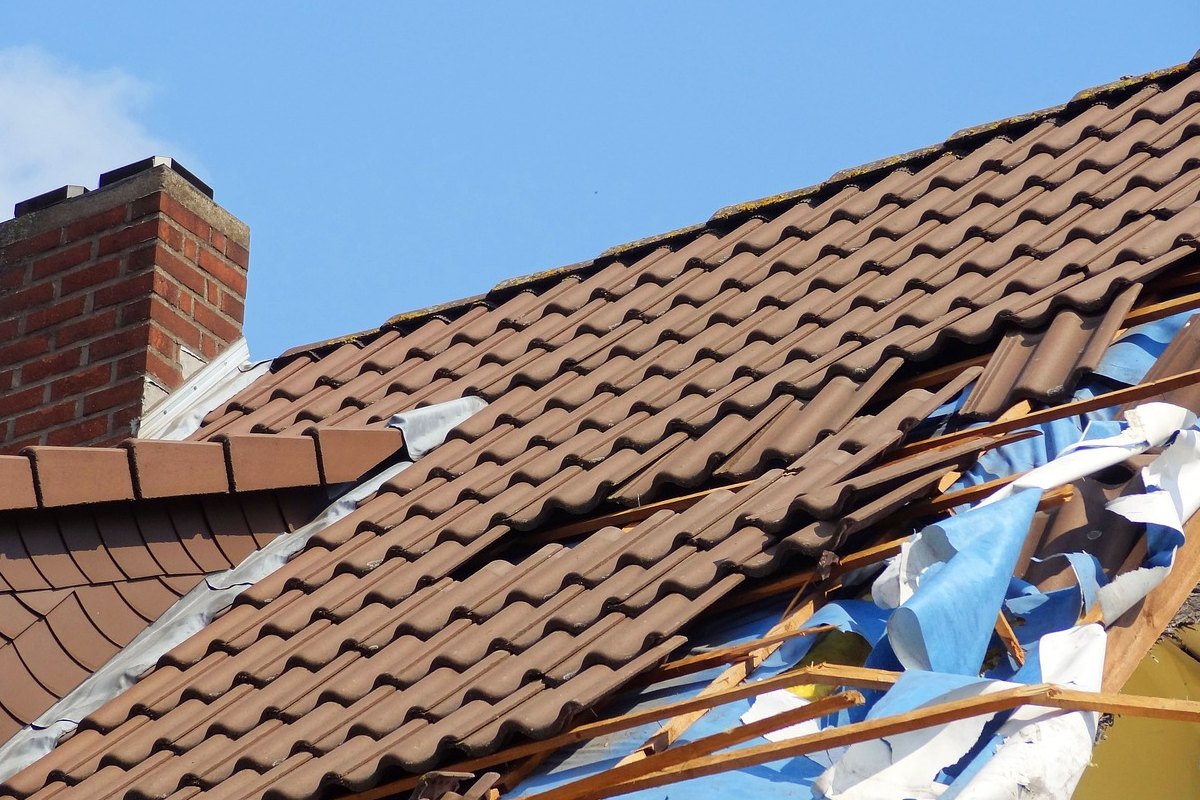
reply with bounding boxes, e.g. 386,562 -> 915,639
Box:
0,396 -> 487,783
136,337 -> 269,441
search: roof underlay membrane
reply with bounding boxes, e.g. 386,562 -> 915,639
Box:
5,55 -> 1200,800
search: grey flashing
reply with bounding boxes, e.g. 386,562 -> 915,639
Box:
137,337 -> 269,441
388,396 -> 488,459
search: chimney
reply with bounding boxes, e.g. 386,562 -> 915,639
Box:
0,157 -> 249,452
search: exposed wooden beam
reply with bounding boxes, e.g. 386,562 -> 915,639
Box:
523,692 -> 864,800
1102,506 -> 1200,692
1121,286 -> 1200,329
529,683 -> 1053,800
897,365 -> 1200,457
531,683 -> 1200,800
640,624 -> 837,683
617,587 -> 839,767
994,611 -> 1026,667
350,663 -> 901,799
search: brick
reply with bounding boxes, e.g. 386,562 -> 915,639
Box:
197,247 -> 248,295
127,192 -> 164,221
88,325 -> 150,361
0,332 -> 51,365
20,348 -> 82,384
24,295 -> 86,333
45,415 -> 110,447
114,352 -> 148,380
0,317 -> 16,340
93,272 -> 154,310
118,297 -> 153,326
160,220 -> 185,252
145,347 -> 183,388
0,263 -> 29,292
55,308 -> 118,348
225,239 -> 249,269
183,238 -> 198,261
0,385 -> 45,418
110,402 -> 142,431
96,218 -> 163,257
0,281 -> 55,316
219,290 -> 245,323
59,258 -> 121,297
198,332 -> 218,359
209,231 -> 226,253
49,363 -> 112,400
82,378 -> 143,415
150,301 -> 203,349
13,400 -> 75,436
179,293 -> 194,315
159,194 -> 211,241
31,242 -> 94,281
0,368 -> 14,392
152,271 -> 182,306
154,246 -> 206,295
192,300 -> 241,343
1,228 -> 62,261
64,204 -> 127,240
4,437 -> 41,455
147,324 -> 176,359
125,243 -> 158,275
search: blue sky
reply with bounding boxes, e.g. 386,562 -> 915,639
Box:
1,4 -> 1197,359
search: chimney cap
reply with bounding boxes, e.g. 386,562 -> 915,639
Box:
98,157 -> 213,199
14,185 -> 89,219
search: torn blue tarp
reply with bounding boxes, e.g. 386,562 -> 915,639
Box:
885,490 -> 1041,675
1092,310 -> 1194,387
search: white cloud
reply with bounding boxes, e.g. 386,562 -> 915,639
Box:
0,47 -> 182,217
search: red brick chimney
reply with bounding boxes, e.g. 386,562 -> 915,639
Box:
0,158 -> 250,452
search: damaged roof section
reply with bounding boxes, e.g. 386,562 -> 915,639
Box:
8,54 -> 1200,800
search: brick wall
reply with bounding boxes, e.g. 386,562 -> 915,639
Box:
0,161 -> 250,452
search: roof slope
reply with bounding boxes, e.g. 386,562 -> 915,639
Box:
7,57 -> 1200,800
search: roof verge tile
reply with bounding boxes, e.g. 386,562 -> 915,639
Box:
0,457 -> 38,511
219,434 -> 321,492
123,440 -> 230,499
306,427 -> 405,485
24,448 -> 134,508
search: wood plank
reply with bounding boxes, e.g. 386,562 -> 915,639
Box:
352,663 -> 901,799
1102,507 -> 1200,692
523,692 -> 863,800
994,610 -> 1026,667
617,588 -> 831,765
897,365 -> 1200,457
528,683 -> 1053,800
1122,286 -> 1200,329
531,683 -> 1200,800
641,625 -> 837,682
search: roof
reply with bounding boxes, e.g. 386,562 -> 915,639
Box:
0,429 -> 405,741
5,54 -> 1200,799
